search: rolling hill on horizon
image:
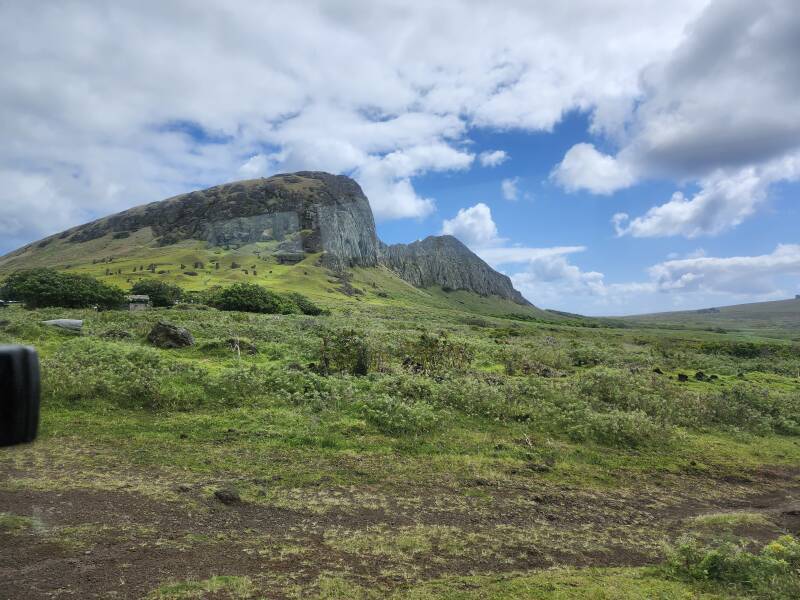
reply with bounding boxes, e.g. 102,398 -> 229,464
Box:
617,296 -> 800,338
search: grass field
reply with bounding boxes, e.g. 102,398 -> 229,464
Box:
2,267 -> 800,597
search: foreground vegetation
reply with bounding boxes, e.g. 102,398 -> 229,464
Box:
1,284 -> 799,597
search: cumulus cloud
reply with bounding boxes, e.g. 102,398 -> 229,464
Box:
551,143 -> 635,194
441,203 -> 502,247
556,0 -> 800,236
478,150 -> 509,167
0,0 -> 705,250
500,177 -> 520,201
648,244 -> 800,295
614,154 -> 800,237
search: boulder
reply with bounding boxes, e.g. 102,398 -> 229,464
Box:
42,319 -> 83,332
214,487 -> 241,505
147,321 -> 194,348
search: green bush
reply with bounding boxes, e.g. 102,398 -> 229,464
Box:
572,408 -> 667,448
130,279 -> 184,307
356,395 -> 440,435
319,329 -> 371,376
287,292 -> 328,316
664,535 -> 800,598
208,283 -> 298,314
404,332 -> 473,375
1,268 -> 125,310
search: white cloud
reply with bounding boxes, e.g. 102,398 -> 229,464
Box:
614,154 -> 800,237
0,0 -> 707,250
478,245 -> 586,266
551,143 -> 635,194
648,244 -> 800,295
441,203 -> 501,247
509,243 -> 800,315
478,150 -> 508,167
500,177 -> 520,201
555,1 -> 800,236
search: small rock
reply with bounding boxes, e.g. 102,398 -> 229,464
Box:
677,373 -> 689,382
147,321 -> 194,348
526,462 -> 554,473
652,367 -> 663,374
42,319 -> 83,332
179,433 -> 188,439
176,484 -> 192,493
214,487 -> 241,505
694,371 -> 707,381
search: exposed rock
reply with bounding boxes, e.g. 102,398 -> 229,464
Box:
56,171 -> 380,270
1,172 -> 532,303
147,321 -> 194,348
677,373 -> 689,382
380,235 -> 529,305
42,319 -> 83,332
214,487 -> 241,505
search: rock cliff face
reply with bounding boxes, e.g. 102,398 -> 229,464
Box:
380,236 -> 529,305
4,172 -> 529,304
60,172 -> 380,268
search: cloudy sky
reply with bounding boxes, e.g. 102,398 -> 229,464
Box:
1,0 -> 799,315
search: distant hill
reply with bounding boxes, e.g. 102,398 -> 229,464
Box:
0,171 -> 544,319
620,297 -> 800,338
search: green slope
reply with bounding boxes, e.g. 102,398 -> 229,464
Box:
619,297 -> 800,339
0,226 -> 549,320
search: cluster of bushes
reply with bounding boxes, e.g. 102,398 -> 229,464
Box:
0,270 -> 327,317
202,283 -> 327,316
130,280 -> 183,307
665,535 -> 800,598
0,268 -> 124,309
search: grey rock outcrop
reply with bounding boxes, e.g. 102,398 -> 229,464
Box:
147,321 -> 194,348
42,319 -> 83,332
57,172 -> 380,269
4,172 -> 531,304
380,236 -> 529,305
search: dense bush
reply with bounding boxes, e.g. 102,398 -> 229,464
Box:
319,328 -> 371,376
208,283 -> 299,314
204,283 -> 325,316
665,535 -> 800,598
287,292 -> 328,316
356,395 -> 440,435
1,268 -> 125,309
130,279 -> 184,307
403,333 -> 473,375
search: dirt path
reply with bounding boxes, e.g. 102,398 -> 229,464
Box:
1,465 -> 799,599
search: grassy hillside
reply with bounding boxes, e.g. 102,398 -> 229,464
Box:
621,298 -> 800,339
0,227 -> 548,320
2,286 -> 800,597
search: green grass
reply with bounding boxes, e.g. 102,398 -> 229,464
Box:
1,279 -> 799,598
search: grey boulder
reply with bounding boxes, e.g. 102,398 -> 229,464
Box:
42,319 -> 83,331
147,321 -> 194,348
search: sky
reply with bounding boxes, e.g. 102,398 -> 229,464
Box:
1,0 -> 799,315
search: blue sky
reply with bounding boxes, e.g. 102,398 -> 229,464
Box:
1,1 -> 798,315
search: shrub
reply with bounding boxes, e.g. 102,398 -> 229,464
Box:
208,283 -> 299,314
1,268 -> 124,310
356,395 -> 440,435
573,409 -> 667,448
130,279 -> 184,307
286,292 -> 328,316
319,329 -> 371,376
404,333 -> 473,375
664,535 -> 800,598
